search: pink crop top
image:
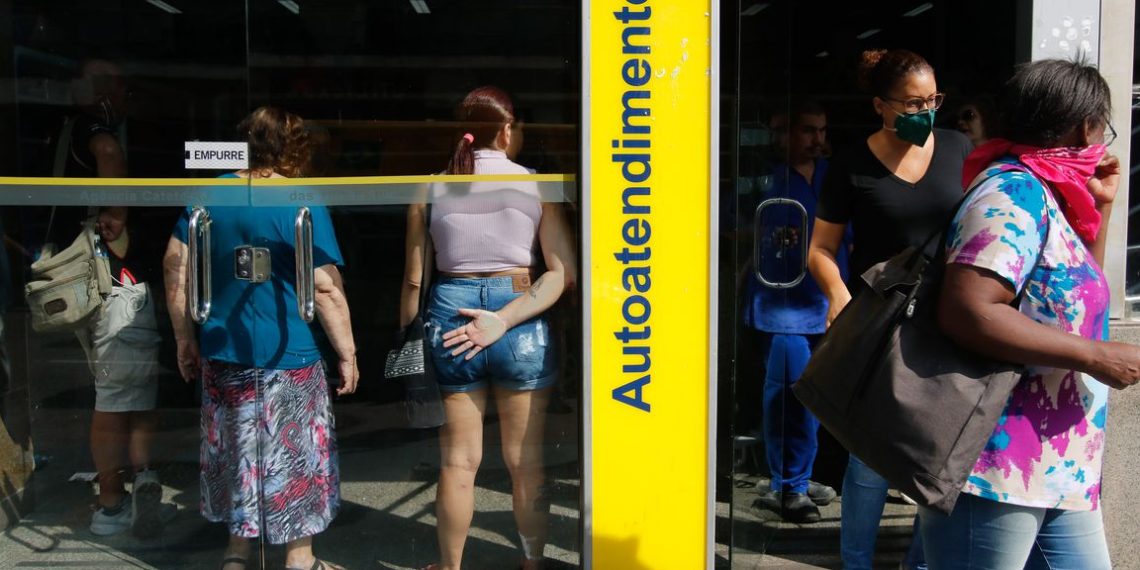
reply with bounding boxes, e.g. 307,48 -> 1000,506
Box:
430,149 -> 542,273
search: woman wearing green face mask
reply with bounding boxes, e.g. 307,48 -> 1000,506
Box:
807,48 -> 973,570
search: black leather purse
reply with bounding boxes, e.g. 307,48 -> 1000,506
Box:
385,205 -> 446,429
793,180 -> 1041,514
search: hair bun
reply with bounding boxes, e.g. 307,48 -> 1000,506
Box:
858,49 -> 888,92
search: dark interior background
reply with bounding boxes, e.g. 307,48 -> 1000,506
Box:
10,0 -> 580,177
0,0 -> 582,407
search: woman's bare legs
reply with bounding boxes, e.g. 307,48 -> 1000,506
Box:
127,410 -> 156,472
494,386 -> 551,570
222,534 -> 250,569
90,411 -> 129,509
435,390 -> 488,570
284,536 -> 313,568
285,535 -> 346,569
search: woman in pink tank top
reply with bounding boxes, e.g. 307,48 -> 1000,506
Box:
401,86 -> 576,570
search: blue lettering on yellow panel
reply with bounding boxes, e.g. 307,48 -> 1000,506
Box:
611,0 -> 654,414
613,375 -> 651,412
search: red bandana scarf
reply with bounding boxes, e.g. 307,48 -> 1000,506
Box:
962,139 -> 1106,243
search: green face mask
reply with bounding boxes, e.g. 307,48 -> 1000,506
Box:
889,109 -> 935,146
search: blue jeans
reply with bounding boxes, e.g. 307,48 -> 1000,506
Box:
760,333 -> 819,494
426,277 -> 556,392
841,454 -> 925,570
919,493 -> 1111,570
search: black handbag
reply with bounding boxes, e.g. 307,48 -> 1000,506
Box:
384,205 -> 446,429
793,180 -> 1041,514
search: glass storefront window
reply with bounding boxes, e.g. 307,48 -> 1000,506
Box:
721,2 -> 1025,567
0,2 -> 581,568
0,1 -> 1135,568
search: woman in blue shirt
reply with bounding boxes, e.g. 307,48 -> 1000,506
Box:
164,107 -> 357,570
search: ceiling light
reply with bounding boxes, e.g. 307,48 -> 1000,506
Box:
856,28 -> 881,40
410,0 -> 430,14
741,2 -> 770,16
815,51 -> 830,58
278,0 -> 299,14
145,0 -> 182,14
903,3 -> 934,17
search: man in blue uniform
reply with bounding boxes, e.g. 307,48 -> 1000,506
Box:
745,101 -> 846,523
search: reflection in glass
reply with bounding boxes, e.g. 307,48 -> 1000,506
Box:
0,2 -> 582,568
744,102 -> 841,528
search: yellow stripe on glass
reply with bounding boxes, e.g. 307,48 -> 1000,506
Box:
587,0 -> 712,568
0,175 -> 576,207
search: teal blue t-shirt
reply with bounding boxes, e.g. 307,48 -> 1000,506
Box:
172,174 -> 343,369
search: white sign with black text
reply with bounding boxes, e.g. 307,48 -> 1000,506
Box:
184,141 -> 249,170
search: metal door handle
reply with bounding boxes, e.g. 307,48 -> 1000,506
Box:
188,207 -> 212,324
753,197 -> 809,289
295,207 -> 315,323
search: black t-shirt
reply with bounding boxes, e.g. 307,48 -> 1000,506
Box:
817,128 -> 973,281
106,231 -> 157,287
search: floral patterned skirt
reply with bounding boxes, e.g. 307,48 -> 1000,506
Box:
200,360 -> 339,544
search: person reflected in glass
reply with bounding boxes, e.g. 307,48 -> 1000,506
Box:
164,107 -> 358,570
745,101 -> 842,523
954,96 -> 997,148
42,59 -> 130,247
47,60 -> 164,538
808,49 -> 974,570
85,206 -> 168,538
925,58 -> 1135,570
63,59 -> 129,178
402,86 -> 575,570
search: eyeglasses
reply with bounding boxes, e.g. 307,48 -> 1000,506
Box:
1104,123 -> 1117,146
883,93 -> 945,114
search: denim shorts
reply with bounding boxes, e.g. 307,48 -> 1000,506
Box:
425,276 -> 556,393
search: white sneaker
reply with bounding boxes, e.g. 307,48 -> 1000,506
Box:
90,502 -> 132,536
132,471 -> 164,538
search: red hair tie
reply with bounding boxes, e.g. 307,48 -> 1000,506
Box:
462,133 -> 474,144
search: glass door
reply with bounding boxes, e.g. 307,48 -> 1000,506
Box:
727,2 -> 841,564
723,1 -> 1021,567
246,1 -> 584,565
0,1 -> 583,568
0,1 -> 249,567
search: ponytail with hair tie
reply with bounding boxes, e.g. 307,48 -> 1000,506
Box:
447,132 -> 476,175
445,86 -> 515,175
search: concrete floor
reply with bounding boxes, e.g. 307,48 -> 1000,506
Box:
721,474 -> 921,570
0,329 -> 927,570
0,398 -> 583,570
0,414 -> 921,570
0,326 -> 584,570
